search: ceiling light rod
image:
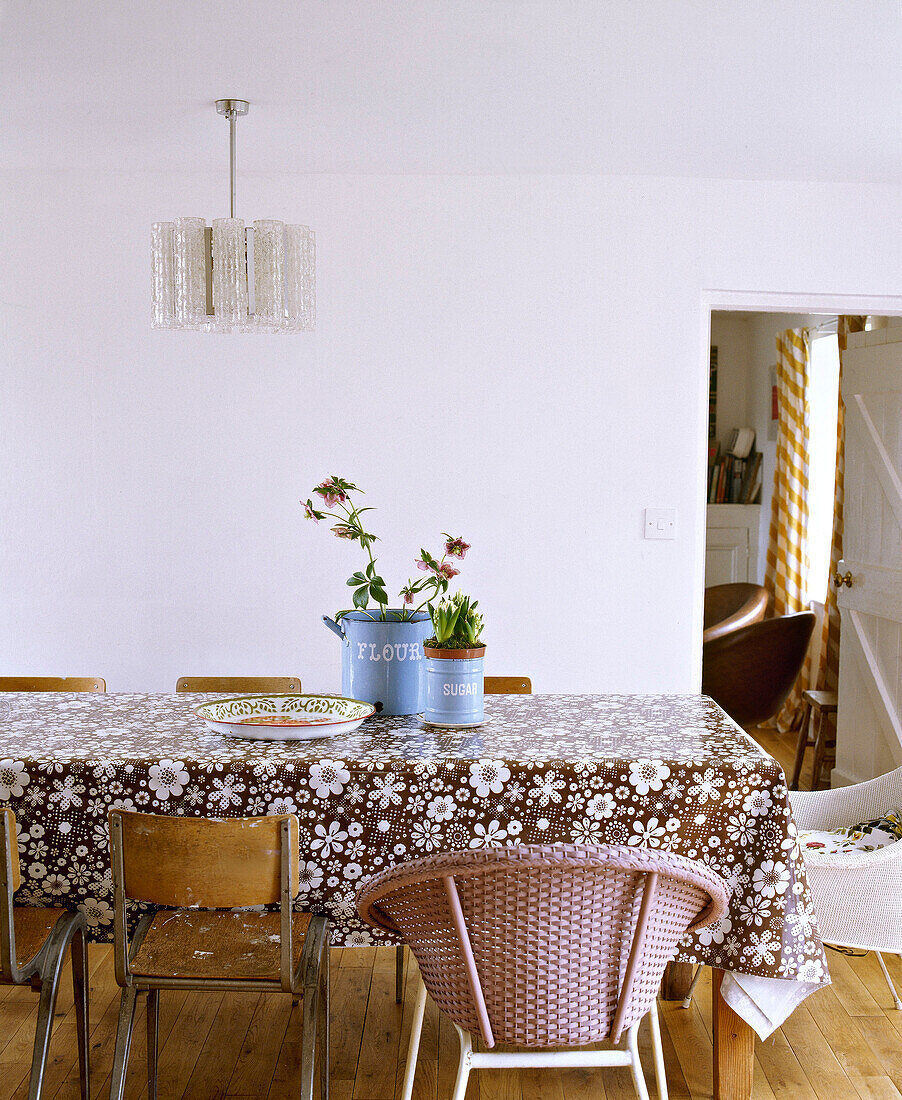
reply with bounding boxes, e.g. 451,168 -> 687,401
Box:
215,99 -> 249,219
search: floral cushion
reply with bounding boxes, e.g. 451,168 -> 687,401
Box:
798,809 -> 902,855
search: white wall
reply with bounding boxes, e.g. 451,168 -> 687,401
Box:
709,314 -> 753,441
3,172 -> 902,692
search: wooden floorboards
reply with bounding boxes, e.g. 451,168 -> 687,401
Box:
4,725 -> 900,1099
1,942 -> 898,1099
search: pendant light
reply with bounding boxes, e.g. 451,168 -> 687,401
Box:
151,100 -> 315,333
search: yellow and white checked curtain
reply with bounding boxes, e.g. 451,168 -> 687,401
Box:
816,316 -> 866,693
764,327 -> 812,731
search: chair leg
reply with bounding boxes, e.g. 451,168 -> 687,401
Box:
319,946 -> 330,1100
71,927 -> 90,1100
680,965 -> 703,1009
450,1026 -> 472,1100
301,952 -> 324,1100
27,977 -> 62,1100
789,701 -> 813,790
109,986 -> 138,1100
147,989 -> 160,1100
626,1019 -> 651,1100
811,711 -> 828,790
400,978 -> 427,1100
396,944 -> 404,1003
648,1000 -> 668,1100
27,912 -> 82,1100
875,952 -> 902,1011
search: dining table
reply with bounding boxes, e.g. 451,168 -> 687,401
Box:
0,690 -> 829,1100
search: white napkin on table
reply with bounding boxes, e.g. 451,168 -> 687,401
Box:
720,972 -> 825,1040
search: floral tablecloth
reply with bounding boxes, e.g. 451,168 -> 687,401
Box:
0,692 -> 827,996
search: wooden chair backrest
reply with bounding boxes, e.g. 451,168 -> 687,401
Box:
0,810 -> 20,892
175,676 -> 301,694
0,677 -> 106,692
484,676 -> 532,695
109,811 -> 297,908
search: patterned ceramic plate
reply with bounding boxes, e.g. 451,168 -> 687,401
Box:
194,694 -> 375,741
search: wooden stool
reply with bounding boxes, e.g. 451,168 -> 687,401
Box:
789,690 -> 838,790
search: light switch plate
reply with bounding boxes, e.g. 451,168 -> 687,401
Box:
644,508 -> 676,540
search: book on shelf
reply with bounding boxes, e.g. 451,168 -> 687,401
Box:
707,427 -> 762,504
741,451 -> 763,504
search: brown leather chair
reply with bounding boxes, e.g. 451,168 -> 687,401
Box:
702,611 -> 816,728
702,584 -> 769,644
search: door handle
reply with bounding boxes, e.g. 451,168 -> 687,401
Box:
833,570 -> 854,588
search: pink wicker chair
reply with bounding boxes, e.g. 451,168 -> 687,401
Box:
358,844 -> 729,1100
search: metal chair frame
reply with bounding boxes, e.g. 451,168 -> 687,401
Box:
0,810 -> 89,1100
108,812 -> 329,1100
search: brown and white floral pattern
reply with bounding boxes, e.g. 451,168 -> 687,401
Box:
0,692 -> 828,987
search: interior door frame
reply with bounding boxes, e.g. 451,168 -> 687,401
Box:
693,290 -> 902,689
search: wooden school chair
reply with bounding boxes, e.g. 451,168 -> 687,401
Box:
175,676 -> 301,693
0,677 -> 105,692
108,811 -> 329,1100
0,809 -> 89,1099
484,676 -> 532,694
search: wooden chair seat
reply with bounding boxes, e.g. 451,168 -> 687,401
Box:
801,689 -> 838,712
12,906 -> 69,969
129,909 -> 312,982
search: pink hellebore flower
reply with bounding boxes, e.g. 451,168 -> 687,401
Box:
401,586 -> 416,605
302,500 -> 320,523
331,524 -> 357,540
445,536 -> 470,559
316,478 -> 347,507
416,559 -> 430,572
438,562 -> 460,580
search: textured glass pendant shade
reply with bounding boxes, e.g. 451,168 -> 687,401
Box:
151,100 -> 316,333
152,218 -> 316,333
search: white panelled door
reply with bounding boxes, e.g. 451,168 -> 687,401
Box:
835,330 -> 902,784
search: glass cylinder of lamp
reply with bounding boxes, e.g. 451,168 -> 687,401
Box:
212,219 -> 248,330
253,220 -> 285,329
151,222 -> 176,328
284,224 -> 316,332
172,217 -> 209,327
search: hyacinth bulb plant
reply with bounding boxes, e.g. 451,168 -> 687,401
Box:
425,592 -> 485,652
302,476 -> 470,620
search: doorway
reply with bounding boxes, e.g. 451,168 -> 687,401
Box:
698,292 -> 902,787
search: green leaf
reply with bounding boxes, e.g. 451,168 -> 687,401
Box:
365,561 -> 375,578
347,572 -> 367,586
352,586 -> 370,610
370,584 -> 389,605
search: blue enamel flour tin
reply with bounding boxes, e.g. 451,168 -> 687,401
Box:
322,609 -> 431,715
423,652 -> 485,726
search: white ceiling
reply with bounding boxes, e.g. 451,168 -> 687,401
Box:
2,0 -> 901,181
